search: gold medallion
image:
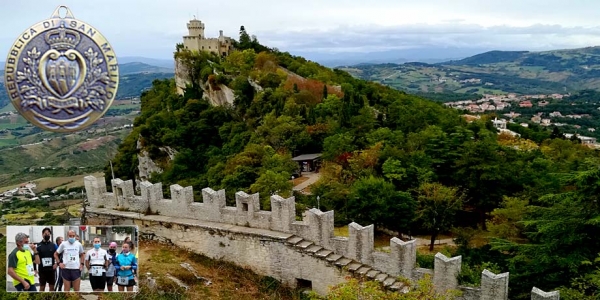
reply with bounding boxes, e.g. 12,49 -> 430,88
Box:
3,6 -> 119,132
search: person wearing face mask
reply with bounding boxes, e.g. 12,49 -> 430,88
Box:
106,242 -> 118,291
54,230 -> 84,292
54,236 -> 63,292
84,237 -> 109,292
35,227 -> 56,291
7,232 -> 38,291
114,242 -> 137,292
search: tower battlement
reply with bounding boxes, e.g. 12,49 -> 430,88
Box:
180,18 -> 233,57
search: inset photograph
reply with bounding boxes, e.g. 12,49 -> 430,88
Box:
6,225 -> 138,293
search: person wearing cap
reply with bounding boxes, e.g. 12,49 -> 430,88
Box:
106,242 -> 118,291
35,227 -> 57,291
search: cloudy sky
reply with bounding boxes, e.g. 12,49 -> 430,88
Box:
2,0 -> 600,63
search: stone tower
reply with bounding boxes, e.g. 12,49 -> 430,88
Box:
187,18 -> 205,39
177,17 -> 235,95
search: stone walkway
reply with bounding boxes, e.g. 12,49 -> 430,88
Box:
415,238 -> 455,246
293,172 -> 322,194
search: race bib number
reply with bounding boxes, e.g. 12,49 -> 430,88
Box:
42,257 -> 53,267
90,266 -> 104,276
68,253 -> 77,262
117,276 -> 129,285
26,264 -> 34,276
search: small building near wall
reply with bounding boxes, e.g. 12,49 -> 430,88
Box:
291,153 -> 322,175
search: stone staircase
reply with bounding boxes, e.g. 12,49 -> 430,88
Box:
285,235 -> 408,292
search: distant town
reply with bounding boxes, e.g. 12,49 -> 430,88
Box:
445,93 -> 600,148
443,93 -> 568,113
0,181 -> 84,203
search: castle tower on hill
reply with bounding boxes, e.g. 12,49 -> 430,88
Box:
182,17 -> 234,57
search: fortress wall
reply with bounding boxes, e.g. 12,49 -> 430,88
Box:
86,212 -> 348,295
330,237 -> 349,257
85,175 -> 559,298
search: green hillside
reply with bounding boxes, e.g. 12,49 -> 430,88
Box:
0,69 -> 161,186
107,28 -> 600,299
119,62 -> 174,74
0,75 -> 7,108
0,100 -> 139,187
342,46 -> 600,95
116,72 -> 174,99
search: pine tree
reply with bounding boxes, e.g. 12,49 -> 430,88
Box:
239,26 -> 251,49
550,126 -> 563,139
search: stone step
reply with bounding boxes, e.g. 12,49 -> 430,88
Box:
389,281 -> 405,291
315,249 -> 333,258
347,262 -> 362,272
366,270 -> 380,279
356,267 -> 371,276
383,277 -> 396,287
295,240 -> 314,249
326,254 -> 343,263
375,273 -> 388,282
334,257 -> 353,267
304,245 -> 322,254
286,236 -> 303,245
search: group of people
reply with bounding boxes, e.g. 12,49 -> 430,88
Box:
7,228 -> 138,292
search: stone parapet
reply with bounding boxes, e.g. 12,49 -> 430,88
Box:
83,175 -> 561,298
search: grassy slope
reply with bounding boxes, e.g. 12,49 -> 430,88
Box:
122,240 -> 303,300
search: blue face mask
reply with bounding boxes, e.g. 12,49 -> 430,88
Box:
22,244 -> 30,251
69,238 -> 76,244
94,243 -> 101,249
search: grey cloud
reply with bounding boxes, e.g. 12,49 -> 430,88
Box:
2,0 -> 600,60
257,23 -> 600,54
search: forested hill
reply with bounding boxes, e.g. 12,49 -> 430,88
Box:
109,27 -> 600,299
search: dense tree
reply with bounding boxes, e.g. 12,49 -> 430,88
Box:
349,176 -> 416,234
415,182 -> 464,251
492,167 -> 600,299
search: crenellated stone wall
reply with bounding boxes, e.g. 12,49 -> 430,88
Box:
84,175 -> 560,299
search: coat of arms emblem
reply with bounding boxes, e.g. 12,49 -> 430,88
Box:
3,6 -> 119,132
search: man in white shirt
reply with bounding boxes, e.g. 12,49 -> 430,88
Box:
54,230 -> 84,292
84,237 -> 109,292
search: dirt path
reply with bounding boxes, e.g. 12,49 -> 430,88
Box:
292,172 -> 321,194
